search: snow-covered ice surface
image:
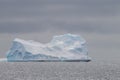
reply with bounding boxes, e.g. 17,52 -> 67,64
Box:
7,34 -> 91,62
0,58 -> 7,62
0,61 -> 120,80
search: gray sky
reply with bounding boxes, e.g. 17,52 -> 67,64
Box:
0,0 -> 120,62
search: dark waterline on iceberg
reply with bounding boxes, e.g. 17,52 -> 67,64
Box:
7,59 -> 91,62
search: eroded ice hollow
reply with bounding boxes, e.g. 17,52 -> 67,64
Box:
7,34 -> 91,62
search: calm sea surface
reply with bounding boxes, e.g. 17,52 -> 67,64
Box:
0,61 -> 120,80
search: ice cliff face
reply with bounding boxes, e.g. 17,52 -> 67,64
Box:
7,34 -> 91,61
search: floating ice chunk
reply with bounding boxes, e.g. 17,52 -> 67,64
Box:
7,34 -> 91,62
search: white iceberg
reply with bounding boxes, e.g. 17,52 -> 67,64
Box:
7,34 -> 91,62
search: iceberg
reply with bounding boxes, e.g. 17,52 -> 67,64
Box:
7,34 -> 91,62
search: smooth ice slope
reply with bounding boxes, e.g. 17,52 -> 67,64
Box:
7,34 -> 91,61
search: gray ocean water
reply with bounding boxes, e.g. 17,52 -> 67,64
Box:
0,61 -> 120,80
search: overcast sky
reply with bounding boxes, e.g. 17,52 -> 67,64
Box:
0,0 -> 120,62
